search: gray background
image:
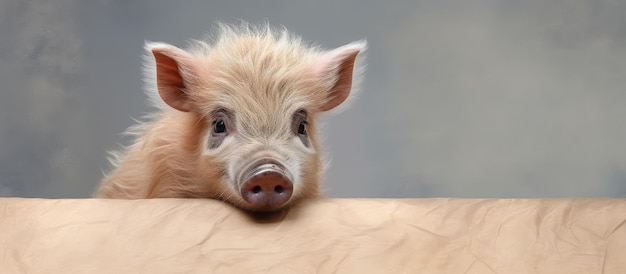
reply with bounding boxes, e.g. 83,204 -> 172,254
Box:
1,1 -> 625,198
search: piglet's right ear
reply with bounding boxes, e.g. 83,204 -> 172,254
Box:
147,42 -> 199,112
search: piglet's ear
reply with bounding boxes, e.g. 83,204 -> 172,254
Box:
147,42 -> 199,112
312,40 -> 367,112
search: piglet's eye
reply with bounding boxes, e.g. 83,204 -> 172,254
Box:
292,109 -> 310,147
208,109 -> 232,149
213,119 -> 226,134
298,120 -> 307,135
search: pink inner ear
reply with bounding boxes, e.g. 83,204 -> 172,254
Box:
152,47 -> 196,112
313,45 -> 363,112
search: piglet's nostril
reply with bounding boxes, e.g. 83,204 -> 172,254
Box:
274,185 -> 284,193
252,185 -> 262,194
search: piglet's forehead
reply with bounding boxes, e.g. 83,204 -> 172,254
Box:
196,72 -> 323,116
204,92 -> 312,126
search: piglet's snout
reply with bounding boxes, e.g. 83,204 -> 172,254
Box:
240,160 -> 293,211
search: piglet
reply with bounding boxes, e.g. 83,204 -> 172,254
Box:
95,23 -> 366,212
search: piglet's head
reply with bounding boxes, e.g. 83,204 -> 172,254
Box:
147,33 -> 366,212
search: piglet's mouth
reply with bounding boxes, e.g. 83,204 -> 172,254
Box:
239,158 -> 294,212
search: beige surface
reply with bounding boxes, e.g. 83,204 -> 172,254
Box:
1,198 -> 625,273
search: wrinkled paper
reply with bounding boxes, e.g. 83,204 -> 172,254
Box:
1,198 -> 624,273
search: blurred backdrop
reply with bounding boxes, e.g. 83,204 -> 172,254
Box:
1,1 -> 625,198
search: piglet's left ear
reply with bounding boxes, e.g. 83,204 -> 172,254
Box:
312,40 -> 367,112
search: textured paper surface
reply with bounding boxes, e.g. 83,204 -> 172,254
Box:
1,198 -> 625,273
